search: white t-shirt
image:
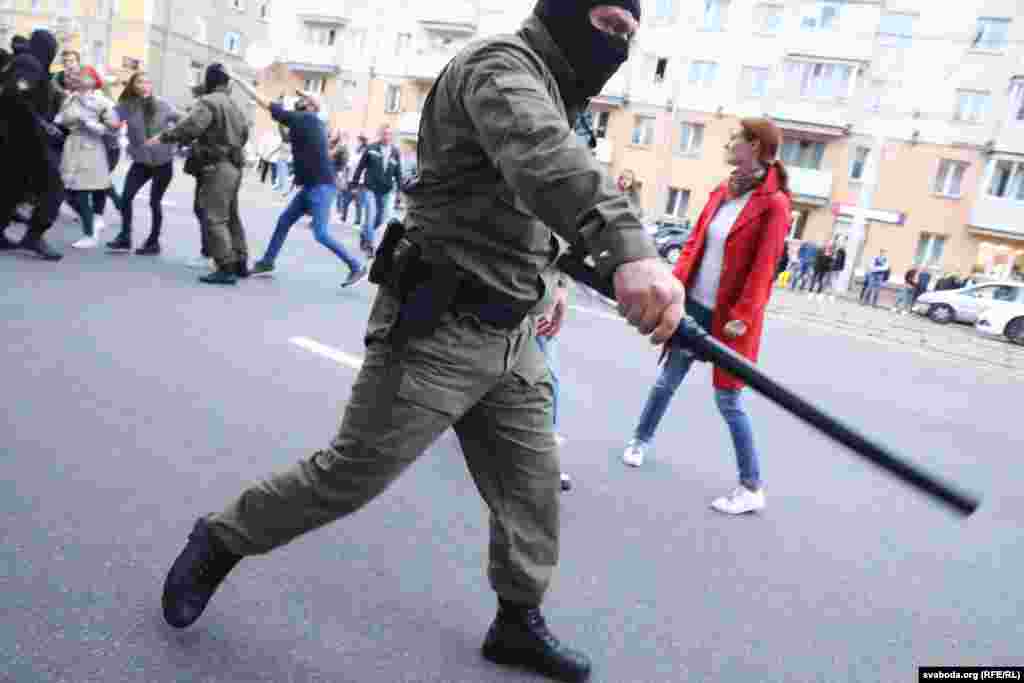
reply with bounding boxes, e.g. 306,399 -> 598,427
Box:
690,191 -> 753,310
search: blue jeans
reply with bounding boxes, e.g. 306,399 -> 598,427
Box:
340,186 -> 367,224
261,184 -> 362,273
363,189 -> 394,247
272,159 -> 290,192
632,299 -> 762,490
864,273 -> 884,306
536,335 -> 560,428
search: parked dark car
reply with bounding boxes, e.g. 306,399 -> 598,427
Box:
651,219 -> 692,264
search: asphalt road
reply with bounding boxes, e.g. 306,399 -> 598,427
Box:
2,171 -> 1021,682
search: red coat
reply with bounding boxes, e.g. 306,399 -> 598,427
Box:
672,166 -> 791,390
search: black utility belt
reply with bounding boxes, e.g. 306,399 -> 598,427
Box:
369,221 -> 539,345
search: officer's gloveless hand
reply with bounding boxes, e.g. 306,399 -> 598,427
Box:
613,258 -> 685,345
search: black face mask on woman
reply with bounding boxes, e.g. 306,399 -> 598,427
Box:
533,0 -> 640,106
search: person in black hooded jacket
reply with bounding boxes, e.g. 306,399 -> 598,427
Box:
0,30 -> 66,260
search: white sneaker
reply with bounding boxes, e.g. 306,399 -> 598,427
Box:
710,487 -> 765,515
621,441 -> 646,468
554,434 -> 567,446
94,216 -> 106,233
72,236 -> 98,249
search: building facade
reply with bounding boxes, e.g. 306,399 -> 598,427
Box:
1,0 -> 270,110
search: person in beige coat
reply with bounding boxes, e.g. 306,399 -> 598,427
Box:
55,65 -> 120,249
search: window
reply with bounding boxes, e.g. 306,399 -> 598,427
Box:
987,161 -> 1024,200
195,17 -> 207,45
188,60 -> 204,87
740,66 -> 770,97
594,111 -> 610,139
878,12 -> 914,47
665,188 -> 690,218
653,0 -> 676,22
702,0 -> 728,31
933,159 -> 967,197
914,234 -> 946,268
306,24 -> 337,47
688,60 -> 718,88
801,1 -> 841,31
654,57 -> 668,83
849,145 -> 870,180
975,18 -> 1010,51
339,79 -> 357,110
789,210 -> 808,239
223,31 -> 242,55
258,1 -> 270,20
784,60 -> 854,99
678,122 -> 704,155
954,90 -> 990,123
90,40 -> 105,67
632,115 -> 656,145
303,77 -> 325,94
230,0 -> 244,10
1009,78 -> 1024,123
396,32 -> 412,56
969,285 -> 1021,302
384,84 -> 401,113
348,28 -> 367,55
753,4 -> 783,34
780,139 -> 825,170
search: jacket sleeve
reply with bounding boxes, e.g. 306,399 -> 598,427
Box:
461,48 -> 656,279
729,193 -> 790,326
159,99 -> 213,146
351,149 -> 368,185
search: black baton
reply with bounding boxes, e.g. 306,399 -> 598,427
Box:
556,252 -> 980,517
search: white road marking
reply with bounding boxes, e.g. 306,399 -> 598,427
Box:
290,336 -> 364,370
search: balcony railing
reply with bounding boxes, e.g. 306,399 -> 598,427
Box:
969,196 -> 1024,241
419,1 -> 477,34
282,44 -> 340,74
787,166 -> 834,206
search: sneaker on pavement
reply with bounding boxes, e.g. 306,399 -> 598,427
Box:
341,266 -> 368,288
710,486 -> 765,515
621,441 -> 646,468
199,269 -> 238,285
94,216 -> 107,233
72,236 -> 99,249
251,261 -> 274,277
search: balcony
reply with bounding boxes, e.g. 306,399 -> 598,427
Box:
969,197 -> 1024,242
405,49 -> 458,82
281,44 -> 340,75
787,167 -> 834,207
419,1 -> 478,35
771,100 -> 852,135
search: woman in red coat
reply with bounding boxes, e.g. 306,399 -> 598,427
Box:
622,118 -> 791,515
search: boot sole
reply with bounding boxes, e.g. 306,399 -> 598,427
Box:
482,642 -> 591,683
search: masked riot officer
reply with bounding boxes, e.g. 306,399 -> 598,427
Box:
161,3 -> 684,681
147,64 -> 250,284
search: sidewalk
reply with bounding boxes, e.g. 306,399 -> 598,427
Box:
766,286 -> 1024,376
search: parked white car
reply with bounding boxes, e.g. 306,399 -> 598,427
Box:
913,282 -> 1024,324
976,301 -> 1024,346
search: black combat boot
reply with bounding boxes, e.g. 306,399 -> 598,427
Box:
162,518 -> 242,628
482,601 -> 591,682
107,233 -> 133,252
199,268 -> 238,285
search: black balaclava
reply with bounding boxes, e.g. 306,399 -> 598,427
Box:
533,0 -> 640,104
204,63 -> 230,94
28,29 -> 58,71
11,35 -> 29,56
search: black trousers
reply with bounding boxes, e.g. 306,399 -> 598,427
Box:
119,161 -> 174,241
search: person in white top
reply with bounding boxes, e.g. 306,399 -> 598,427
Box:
621,118 -> 793,516
55,65 -> 121,249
